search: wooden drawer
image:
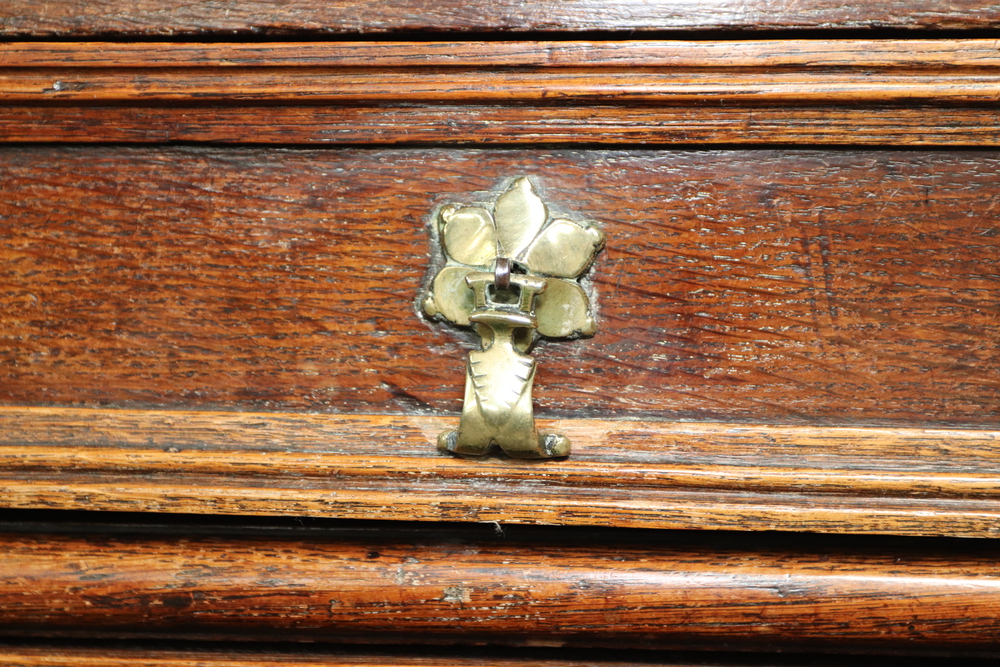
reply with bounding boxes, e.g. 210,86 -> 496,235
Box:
2,145 -> 999,536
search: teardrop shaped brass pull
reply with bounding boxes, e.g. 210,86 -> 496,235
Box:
422,177 -> 604,458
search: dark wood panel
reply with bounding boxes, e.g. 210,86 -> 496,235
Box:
0,148 -> 1000,425
2,530 -> 1000,652
1,147 -> 999,426
5,105 -> 1000,146
3,408 -> 1000,537
2,0 -> 999,36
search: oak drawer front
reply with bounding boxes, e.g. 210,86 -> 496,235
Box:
4,146 -> 999,425
2,146 -> 999,537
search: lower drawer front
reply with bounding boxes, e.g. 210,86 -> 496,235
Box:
1,518 -> 999,654
1,146 -> 999,537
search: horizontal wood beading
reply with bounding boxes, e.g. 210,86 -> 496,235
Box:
1,646 -> 992,667
4,41 -> 1000,145
9,70 -> 1000,104
1,528 -> 1000,652
6,40 -> 1000,68
5,105 -> 1000,146
4,41 -> 1000,105
8,70 -> 1000,104
2,407 -> 1000,537
2,2 -> 1000,36
2,148 -> 999,427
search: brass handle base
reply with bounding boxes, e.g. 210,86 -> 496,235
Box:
438,430 -> 571,459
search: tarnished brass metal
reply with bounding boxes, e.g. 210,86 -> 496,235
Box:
422,177 -> 604,458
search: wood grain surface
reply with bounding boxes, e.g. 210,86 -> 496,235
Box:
1,528 -> 999,653
0,645 -> 679,667
3,23 -> 999,663
4,41 -> 1000,145
2,407 -> 1000,537
2,147 -> 999,427
7,69 -> 1000,104
0,646 -> 675,667
2,0 -> 999,36
6,105 -> 1000,146
1,645 -> 995,667
6,40 -> 1000,68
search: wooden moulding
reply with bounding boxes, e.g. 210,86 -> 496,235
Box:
6,105 -> 1000,146
4,40 -> 1000,144
0,647 -> 995,667
2,1 -> 1000,35
6,40 -> 1000,68
0,646 -> 635,667
0,645 -> 664,667
1,524 -> 1000,653
0,646 -> 665,667
3,407 -> 1000,538
5,69 -> 1000,105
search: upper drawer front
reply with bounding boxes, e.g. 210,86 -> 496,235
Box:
2,146 -> 998,427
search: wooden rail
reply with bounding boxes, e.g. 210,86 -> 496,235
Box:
1,526 -> 1000,652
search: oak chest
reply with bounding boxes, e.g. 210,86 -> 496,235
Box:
2,2 -> 1000,664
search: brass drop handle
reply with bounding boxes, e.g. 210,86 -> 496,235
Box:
422,178 -> 604,458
